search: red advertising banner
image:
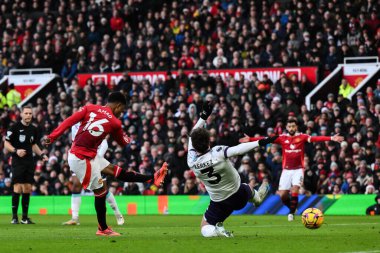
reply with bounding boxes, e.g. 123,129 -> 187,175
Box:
343,65 -> 379,88
15,84 -> 40,100
77,67 -> 318,88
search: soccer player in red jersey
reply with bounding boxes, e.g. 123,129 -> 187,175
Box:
44,92 -> 168,236
240,119 -> 344,221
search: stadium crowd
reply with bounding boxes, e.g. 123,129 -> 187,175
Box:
0,0 -> 380,196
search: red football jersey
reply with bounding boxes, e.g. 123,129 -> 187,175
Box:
274,133 -> 310,170
48,104 -> 130,159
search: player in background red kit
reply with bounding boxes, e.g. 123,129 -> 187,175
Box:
240,119 -> 343,221
44,92 -> 168,236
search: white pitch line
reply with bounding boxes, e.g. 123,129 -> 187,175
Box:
338,251 -> 380,253
1,222 -> 378,231
240,222 -> 380,228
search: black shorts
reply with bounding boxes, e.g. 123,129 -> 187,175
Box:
12,162 -> 35,184
204,183 -> 252,225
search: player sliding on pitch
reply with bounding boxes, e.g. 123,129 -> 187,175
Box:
188,99 -> 277,237
45,92 -> 168,236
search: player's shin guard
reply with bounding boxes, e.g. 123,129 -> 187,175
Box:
12,192 -> 20,219
114,165 -> 153,183
94,189 -> 108,231
21,193 -> 30,219
289,192 -> 299,214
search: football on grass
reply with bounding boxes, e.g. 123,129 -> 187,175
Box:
301,207 -> 324,229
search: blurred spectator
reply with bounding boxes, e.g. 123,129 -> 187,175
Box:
366,194 -> 380,215
338,79 -> 354,98
6,84 -> 21,107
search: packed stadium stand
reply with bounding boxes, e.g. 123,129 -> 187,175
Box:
0,0 -> 380,196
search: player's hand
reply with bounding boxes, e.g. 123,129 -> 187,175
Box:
239,134 -> 251,143
41,154 -> 49,162
16,149 -> 27,157
43,136 -> 52,146
200,100 -> 214,120
331,134 -> 344,143
258,136 -> 278,146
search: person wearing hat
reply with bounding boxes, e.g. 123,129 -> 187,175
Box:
282,94 -> 300,116
325,93 -> 335,109
188,101 -> 277,237
240,118 -> 344,221
338,78 -> 354,98
366,194 -> 380,215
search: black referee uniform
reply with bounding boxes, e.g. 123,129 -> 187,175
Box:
5,121 -> 38,224
6,121 -> 38,184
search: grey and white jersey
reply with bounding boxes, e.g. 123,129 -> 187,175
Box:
187,118 -> 260,202
188,145 -> 240,202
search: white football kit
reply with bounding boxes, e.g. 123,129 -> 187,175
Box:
187,118 -> 260,202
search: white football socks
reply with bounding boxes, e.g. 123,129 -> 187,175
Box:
106,192 -> 121,215
71,194 -> 81,220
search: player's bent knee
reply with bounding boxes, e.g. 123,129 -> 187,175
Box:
201,225 -> 218,237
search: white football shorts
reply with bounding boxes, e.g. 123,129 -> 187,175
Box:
278,168 -> 303,190
68,152 -> 110,191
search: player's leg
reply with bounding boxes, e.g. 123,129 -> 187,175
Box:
67,153 -> 118,235
200,217 -> 218,237
11,183 -> 22,224
278,170 -> 292,215
20,167 -> 35,224
93,183 -> 120,236
63,175 -> 82,225
89,156 -> 121,236
101,162 -> 168,186
105,191 -> 124,225
201,201 -> 233,238
247,181 -> 270,206
11,164 -> 26,224
20,182 -> 35,224
288,185 -> 300,220
287,169 -> 303,221
278,189 -> 290,208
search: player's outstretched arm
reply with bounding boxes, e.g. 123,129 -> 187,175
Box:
331,134 -> 344,143
46,106 -> 88,144
309,134 -> 344,143
225,136 -> 278,158
239,134 -> 264,143
190,100 -> 214,133
188,100 -> 214,165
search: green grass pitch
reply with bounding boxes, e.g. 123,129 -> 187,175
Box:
0,215 -> 379,253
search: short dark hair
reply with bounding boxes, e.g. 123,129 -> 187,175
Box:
107,92 -> 127,105
286,118 -> 298,125
190,128 -> 210,153
22,105 -> 32,111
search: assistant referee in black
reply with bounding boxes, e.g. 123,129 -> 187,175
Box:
4,105 -> 48,224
